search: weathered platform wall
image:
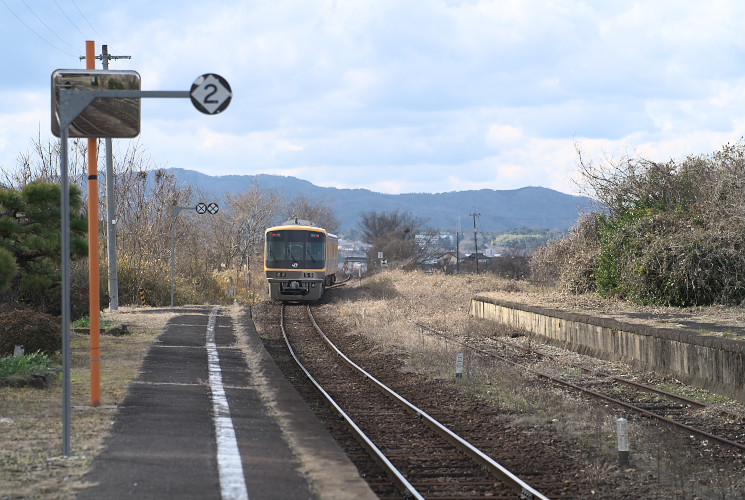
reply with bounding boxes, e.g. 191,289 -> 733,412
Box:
469,296 -> 745,401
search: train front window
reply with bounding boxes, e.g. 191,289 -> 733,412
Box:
266,230 -> 326,269
288,242 -> 304,263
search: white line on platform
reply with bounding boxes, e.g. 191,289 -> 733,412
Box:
206,306 -> 249,500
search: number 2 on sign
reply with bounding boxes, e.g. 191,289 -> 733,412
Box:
202,84 -> 219,104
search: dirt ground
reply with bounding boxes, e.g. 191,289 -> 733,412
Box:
0,307 -> 177,500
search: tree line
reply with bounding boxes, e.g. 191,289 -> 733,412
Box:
8,133 -> 739,314
0,136 -> 341,315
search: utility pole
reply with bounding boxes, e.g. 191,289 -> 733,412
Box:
455,217 -> 461,274
470,212 -> 480,274
83,41 -> 101,408
78,42 -> 130,408
82,45 -> 131,311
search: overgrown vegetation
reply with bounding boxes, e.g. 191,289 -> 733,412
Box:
0,351 -> 54,379
532,140 -> 745,306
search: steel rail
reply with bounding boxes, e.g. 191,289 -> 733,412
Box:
280,304 -> 425,500
305,305 -> 550,500
415,322 -> 745,452
416,322 -> 710,410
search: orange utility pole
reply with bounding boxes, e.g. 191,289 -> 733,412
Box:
85,40 -> 101,407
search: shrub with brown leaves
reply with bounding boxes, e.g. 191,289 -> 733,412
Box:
0,310 -> 61,356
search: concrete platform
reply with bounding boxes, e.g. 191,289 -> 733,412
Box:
77,305 -> 377,500
470,295 -> 745,402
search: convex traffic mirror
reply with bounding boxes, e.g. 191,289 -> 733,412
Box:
51,69 -> 141,138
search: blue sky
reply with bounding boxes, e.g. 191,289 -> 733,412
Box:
1,0 -> 743,195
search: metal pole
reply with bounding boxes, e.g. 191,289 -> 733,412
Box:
104,138 -> 118,309
474,229 -> 478,274
53,74 -> 222,457
60,127 -> 72,457
75,42 -> 132,312
101,45 -> 120,311
246,246 -> 251,293
171,206 -> 178,307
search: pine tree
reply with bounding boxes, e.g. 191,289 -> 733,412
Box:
0,182 -> 87,313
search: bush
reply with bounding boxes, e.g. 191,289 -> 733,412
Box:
70,258 -> 109,320
594,210 -> 648,298
489,254 -> 531,280
0,310 -> 61,356
537,141 -> 745,306
599,213 -> 745,306
530,213 -> 600,293
117,257 -> 229,307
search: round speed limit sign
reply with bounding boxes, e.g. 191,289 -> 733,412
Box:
190,74 -> 232,115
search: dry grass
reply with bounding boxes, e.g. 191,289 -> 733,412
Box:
0,306 -> 177,500
319,270 -> 745,499
479,280 -> 745,335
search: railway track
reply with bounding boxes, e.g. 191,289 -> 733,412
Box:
280,304 -> 551,500
415,322 -> 745,453
325,273 -> 352,290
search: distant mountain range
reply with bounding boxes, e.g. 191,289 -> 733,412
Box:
166,168 -> 597,233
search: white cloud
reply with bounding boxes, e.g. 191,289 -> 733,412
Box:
272,140 -> 305,154
0,91 -> 49,169
486,125 -> 523,147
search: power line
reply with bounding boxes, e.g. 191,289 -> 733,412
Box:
0,0 -> 77,57
54,0 -> 87,39
21,0 -> 78,52
69,0 -> 106,43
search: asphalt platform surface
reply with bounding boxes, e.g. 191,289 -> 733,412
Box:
76,305 -> 376,500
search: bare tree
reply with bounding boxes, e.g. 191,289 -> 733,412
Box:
202,183 -> 281,273
358,209 -> 436,270
1,131 -> 89,192
281,194 -> 339,233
